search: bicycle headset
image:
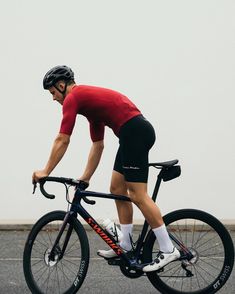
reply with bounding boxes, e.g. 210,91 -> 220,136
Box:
43,65 -> 74,95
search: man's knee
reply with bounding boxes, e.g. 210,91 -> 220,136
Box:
126,183 -> 148,206
110,183 -> 127,195
128,191 -> 142,206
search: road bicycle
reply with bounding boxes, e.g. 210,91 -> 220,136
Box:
23,160 -> 234,294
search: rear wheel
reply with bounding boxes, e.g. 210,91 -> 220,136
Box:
23,210 -> 89,294
143,209 -> 234,294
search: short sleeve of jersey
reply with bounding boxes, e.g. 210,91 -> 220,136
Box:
89,121 -> 105,142
59,94 -> 78,135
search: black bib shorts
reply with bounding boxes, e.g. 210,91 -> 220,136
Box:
113,115 -> 156,183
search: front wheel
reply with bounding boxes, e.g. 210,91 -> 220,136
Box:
23,210 -> 89,294
143,209 -> 234,294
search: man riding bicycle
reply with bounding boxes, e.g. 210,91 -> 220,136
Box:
32,65 -> 180,271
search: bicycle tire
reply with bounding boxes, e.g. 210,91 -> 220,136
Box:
23,210 -> 89,294
142,209 -> 234,294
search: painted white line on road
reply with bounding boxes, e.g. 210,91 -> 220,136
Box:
0,257 -> 103,261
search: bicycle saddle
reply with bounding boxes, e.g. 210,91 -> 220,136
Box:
148,159 -> 178,168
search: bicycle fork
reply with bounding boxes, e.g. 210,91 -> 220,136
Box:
48,211 -> 75,262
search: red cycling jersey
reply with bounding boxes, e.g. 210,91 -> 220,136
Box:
59,85 -> 141,141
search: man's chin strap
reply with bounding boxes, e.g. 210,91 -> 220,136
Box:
54,83 -> 68,98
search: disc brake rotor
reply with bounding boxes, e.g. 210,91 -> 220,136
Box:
44,247 -> 61,267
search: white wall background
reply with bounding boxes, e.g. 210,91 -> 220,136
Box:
0,0 -> 234,223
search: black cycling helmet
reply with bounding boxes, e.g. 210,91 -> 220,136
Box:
43,65 -> 74,90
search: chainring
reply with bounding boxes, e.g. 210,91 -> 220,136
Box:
119,262 -> 143,278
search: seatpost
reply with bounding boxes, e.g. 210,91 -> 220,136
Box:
151,170 -> 163,202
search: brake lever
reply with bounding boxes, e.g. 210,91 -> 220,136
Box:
74,181 -> 96,205
32,182 -> 37,194
83,196 -> 96,205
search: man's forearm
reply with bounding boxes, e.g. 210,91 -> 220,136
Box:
44,134 -> 70,175
80,140 -> 104,181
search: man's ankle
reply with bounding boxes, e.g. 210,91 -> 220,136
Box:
120,223 -> 133,251
120,241 -> 132,251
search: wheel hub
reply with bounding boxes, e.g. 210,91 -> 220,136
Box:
182,248 -> 199,266
44,247 -> 61,267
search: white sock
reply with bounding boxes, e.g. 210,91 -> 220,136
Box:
152,224 -> 174,253
120,224 -> 133,251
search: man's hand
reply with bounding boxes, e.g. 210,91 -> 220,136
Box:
76,180 -> 89,190
32,170 -> 49,183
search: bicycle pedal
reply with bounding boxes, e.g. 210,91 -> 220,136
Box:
107,258 -> 121,266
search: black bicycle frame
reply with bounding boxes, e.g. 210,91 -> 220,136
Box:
66,170 -> 165,266
71,190 -> 134,265
48,168 -> 191,267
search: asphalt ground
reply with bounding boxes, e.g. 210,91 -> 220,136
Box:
0,228 -> 234,294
